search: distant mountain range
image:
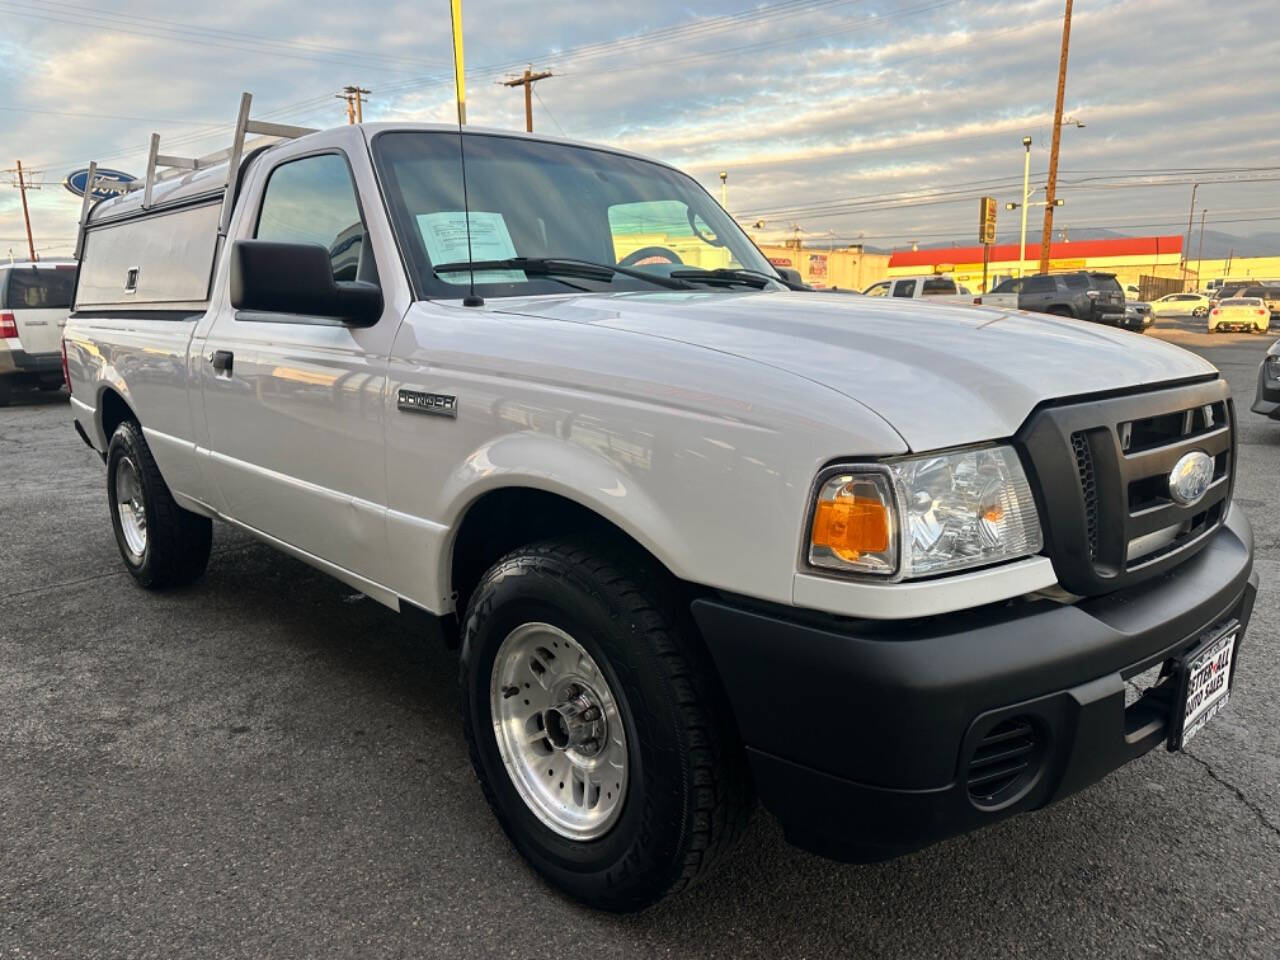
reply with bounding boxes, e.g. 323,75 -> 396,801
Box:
901,228 -> 1280,259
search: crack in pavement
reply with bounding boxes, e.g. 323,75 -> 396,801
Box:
1124,678 -> 1280,840
1182,749 -> 1280,840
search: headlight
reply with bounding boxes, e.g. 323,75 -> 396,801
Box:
808,445 -> 1043,578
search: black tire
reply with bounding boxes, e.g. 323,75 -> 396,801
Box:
106,419 -> 212,589
459,539 -> 753,912
1046,306 -> 1074,318
0,377 -> 10,407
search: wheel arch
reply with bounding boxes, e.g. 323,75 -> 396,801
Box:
98,385 -> 138,448
447,484 -> 692,619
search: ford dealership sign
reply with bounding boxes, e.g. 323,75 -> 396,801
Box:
62,168 -> 138,200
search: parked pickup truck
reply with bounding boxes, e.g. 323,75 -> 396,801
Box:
65,100 -> 1257,912
862,273 -> 977,304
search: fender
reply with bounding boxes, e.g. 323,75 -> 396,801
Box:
384,430 -> 688,614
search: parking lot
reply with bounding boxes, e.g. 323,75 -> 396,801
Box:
1,320 -> 1276,959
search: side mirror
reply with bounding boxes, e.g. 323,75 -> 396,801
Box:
229,239 -> 382,326
775,266 -> 809,290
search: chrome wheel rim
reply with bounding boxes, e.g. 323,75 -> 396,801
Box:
490,623 -> 628,840
115,456 -> 147,559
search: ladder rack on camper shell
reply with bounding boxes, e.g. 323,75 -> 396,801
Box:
74,92 -> 316,259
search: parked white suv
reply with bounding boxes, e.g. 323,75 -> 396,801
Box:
0,259 -> 75,404
64,104 -> 1257,912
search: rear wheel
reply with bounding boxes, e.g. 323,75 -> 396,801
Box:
459,539 -> 752,912
0,377 -> 10,407
1046,306 -> 1074,318
106,420 -> 212,588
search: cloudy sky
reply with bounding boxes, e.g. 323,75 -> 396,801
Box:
2,0 -> 1278,260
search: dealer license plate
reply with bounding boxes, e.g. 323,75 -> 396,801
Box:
1170,626 -> 1238,751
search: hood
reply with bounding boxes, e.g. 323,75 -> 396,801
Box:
490,290 -> 1216,451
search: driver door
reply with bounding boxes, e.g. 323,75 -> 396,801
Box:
198,143 -> 401,587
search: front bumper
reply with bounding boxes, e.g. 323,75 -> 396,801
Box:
692,506 -> 1256,863
1251,355 -> 1280,419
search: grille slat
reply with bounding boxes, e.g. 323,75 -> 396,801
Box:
967,760 -> 1030,790
967,716 -> 1044,807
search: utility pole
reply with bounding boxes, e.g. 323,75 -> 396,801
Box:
337,86 -> 370,124
502,67 -> 553,132
9,161 -> 38,262
1181,182 -> 1198,289
1039,0 -> 1073,274
1195,208 -> 1208,284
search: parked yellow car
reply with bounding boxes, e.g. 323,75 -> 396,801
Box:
1151,292 -> 1210,318
1208,297 -> 1271,333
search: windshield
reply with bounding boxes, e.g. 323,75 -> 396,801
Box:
372,131 -> 776,299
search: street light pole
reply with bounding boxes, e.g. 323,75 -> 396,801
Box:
1196,208 -> 1208,285
1182,183 -> 1199,289
1019,137 -> 1032,278
719,171 -> 728,209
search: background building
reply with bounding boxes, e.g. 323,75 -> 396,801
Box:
888,235 -> 1186,295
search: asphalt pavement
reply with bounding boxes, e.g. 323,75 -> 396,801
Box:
2,318 -> 1277,959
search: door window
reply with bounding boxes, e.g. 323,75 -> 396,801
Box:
922,278 -> 957,296
1022,275 -> 1055,294
864,281 -> 890,297
991,278 -> 1021,294
892,279 -> 917,298
256,153 -> 368,282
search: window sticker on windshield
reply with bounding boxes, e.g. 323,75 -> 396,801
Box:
416,212 -> 526,285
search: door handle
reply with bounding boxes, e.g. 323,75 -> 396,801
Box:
210,350 -> 234,374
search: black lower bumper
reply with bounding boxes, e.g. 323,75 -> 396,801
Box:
1251,354 -> 1280,419
1,348 -> 62,381
692,507 -> 1256,863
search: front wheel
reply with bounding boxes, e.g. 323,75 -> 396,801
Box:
106,420 -> 212,588
459,539 -> 752,912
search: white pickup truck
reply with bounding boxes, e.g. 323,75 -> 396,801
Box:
862,273 -> 977,303
65,97 -> 1257,912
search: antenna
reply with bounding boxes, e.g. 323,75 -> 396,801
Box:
450,4 -> 482,307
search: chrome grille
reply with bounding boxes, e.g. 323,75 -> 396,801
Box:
1019,379 -> 1234,596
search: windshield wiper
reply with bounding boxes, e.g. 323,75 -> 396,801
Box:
668,267 -> 795,290
433,257 -> 694,291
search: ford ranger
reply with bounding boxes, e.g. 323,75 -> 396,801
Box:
64,95 -> 1257,912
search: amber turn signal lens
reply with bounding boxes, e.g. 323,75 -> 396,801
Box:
811,495 -> 890,563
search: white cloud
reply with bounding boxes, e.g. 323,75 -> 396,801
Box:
1,0 -> 1277,259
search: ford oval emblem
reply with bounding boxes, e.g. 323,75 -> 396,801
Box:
1168,451 -> 1214,507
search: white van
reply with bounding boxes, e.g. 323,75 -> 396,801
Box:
0,259 -> 75,404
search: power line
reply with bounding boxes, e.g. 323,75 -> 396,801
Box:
0,0 -> 449,73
